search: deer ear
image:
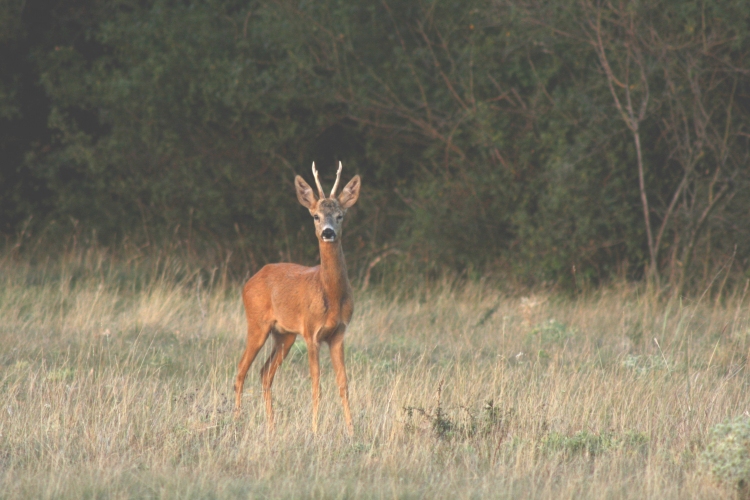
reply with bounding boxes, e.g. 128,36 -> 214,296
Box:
295,175 -> 317,210
338,175 -> 361,209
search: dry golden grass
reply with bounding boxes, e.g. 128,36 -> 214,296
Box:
1,248 -> 749,498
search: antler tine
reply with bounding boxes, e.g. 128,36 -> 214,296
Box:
330,161 -> 343,198
311,162 -> 326,199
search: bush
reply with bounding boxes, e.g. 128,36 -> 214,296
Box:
3,0 -> 750,289
703,417 -> 750,490
541,430 -> 648,459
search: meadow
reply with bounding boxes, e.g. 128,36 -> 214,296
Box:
0,246 -> 749,499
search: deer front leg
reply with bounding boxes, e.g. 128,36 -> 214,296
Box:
328,330 -> 354,436
306,339 -> 321,434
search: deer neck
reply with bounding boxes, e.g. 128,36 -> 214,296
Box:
318,240 -> 349,300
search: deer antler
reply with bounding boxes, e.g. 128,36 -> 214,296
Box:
311,162 -> 326,199
330,161 -> 343,198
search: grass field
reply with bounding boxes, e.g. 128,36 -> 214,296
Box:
1,247 -> 749,498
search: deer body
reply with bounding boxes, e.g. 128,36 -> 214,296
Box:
234,163 -> 359,435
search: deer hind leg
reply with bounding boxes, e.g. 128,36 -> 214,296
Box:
259,332 -> 296,429
305,338 -> 321,434
328,331 -> 354,436
234,323 -> 271,418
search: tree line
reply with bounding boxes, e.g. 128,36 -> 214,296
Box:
1,0 -> 749,292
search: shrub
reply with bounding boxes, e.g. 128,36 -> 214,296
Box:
541,430 -> 648,458
703,417 -> 750,490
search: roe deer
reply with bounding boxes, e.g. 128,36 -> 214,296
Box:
233,162 -> 360,435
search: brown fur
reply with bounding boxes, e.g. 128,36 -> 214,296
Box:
233,167 -> 360,435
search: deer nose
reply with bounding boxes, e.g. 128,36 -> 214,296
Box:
321,228 -> 336,241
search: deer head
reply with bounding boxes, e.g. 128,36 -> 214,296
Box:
295,162 -> 361,243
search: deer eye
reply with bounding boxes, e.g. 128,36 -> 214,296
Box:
313,215 -> 320,221
336,215 -> 343,221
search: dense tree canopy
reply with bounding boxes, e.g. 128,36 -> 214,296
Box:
2,0 -> 749,291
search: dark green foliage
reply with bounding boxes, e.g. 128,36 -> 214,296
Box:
2,0 -> 750,290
